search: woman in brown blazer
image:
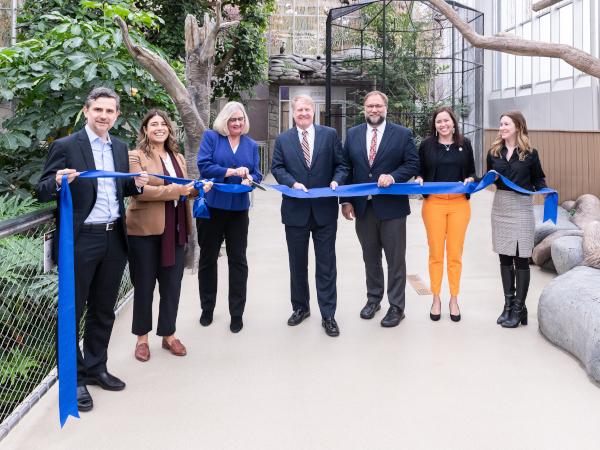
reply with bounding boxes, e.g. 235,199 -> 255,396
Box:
127,109 -> 211,362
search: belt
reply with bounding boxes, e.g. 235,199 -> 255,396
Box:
81,221 -> 117,232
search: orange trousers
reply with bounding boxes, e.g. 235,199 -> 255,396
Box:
421,194 -> 471,296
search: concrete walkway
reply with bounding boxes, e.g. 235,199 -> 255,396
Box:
3,179 -> 600,450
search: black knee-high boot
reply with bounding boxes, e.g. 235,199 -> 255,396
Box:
497,264 -> 516,324
502,268 -> 529,328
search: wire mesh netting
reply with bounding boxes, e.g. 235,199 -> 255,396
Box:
326,0 -> 484,172
0,209 -> 132,436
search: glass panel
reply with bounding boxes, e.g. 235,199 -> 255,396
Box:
537,13 -> 551,82
493,51 -> 502,90
558,4 -> 573,78
280,101 -> 290,133
582,0 -> 591,54
280,86 -> 289,101
505,29 -> 515,88
521,22 -> 532,86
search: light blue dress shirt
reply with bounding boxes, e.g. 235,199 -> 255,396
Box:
84,125 -> 120,224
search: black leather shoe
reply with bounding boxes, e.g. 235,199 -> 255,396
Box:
287,309 -> 310,326
77,385 -> 93,412
87,371 -> 126,391
230,316 -> 243,333
199,310 -> 213,327
381,306 -> 405,327
360,302 -> 381,319
322,317 -> 340,337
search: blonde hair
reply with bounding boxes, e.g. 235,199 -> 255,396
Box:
291,94 -> 315,112
213,101 -> 250,136
364,90 -> 388,106
490,111 -> 532,161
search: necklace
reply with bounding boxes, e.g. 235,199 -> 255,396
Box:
439,142 -> 452,152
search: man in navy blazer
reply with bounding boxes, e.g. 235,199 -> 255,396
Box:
271,94 -> 347,337
341,90 -> 419,327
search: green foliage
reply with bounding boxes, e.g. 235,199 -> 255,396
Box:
343,4 -> 446,140
0,193 -> 44,219
0,0 -> 180,194
0,348 -> 39,386
211,1 -> 276,101
136,0 -> 276,101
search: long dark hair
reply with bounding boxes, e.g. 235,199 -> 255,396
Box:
429,106 -> 463,146
137,109 -> 179,158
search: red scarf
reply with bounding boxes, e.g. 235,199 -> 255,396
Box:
160,152 -> 188,267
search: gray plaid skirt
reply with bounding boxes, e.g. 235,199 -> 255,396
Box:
491,189 -> 535,257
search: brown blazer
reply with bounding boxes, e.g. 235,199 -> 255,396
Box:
126,149 -> 194,237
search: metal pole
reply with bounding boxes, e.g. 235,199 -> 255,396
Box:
325,11 -> 332,127
382,0 -> 386,92
451,17 -> 456,109
11,0 -> 18,45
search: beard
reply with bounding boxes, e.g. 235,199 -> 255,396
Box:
366,114 -> 385,126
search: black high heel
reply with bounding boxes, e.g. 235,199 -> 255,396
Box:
430,301 -> 441,321
449,303 -> 461,322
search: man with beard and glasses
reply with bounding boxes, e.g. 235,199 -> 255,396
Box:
340,90 -> 419,327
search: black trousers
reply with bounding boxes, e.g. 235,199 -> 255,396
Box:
355,202 -> 407,310
196,207 -> 249,317
284,216 -> 337,319
128,235 -> 185,337
73,226 -> 127,385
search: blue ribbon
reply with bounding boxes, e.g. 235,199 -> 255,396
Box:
57,175 -> 79,427
56,168 -> 557,425
267,170 -> 558,224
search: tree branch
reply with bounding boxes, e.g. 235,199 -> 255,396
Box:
428,0 -> 600,79
532,0 -> 563,12
214,39 -> 237,75
198,0 -> 240,63
115,17 -> 204,131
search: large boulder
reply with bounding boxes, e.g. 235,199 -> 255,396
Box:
538,266 -> 600,383
534,205 -> 579,245
551,235 -> 583,275
532,229 -> 583,267
570,194 -> 600,229
582,221 -> 600,269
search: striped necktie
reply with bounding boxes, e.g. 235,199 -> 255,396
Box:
368,127 -> 378,166
301,130 -> 311,167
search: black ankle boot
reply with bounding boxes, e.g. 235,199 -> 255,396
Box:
502,268 -> 529,328
497,264 -> 515,324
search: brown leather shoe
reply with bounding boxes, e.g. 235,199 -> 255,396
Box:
162,338 -> 187,356
134,343 -> 150,362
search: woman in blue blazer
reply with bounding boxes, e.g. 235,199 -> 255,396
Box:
196,101 -> 262,333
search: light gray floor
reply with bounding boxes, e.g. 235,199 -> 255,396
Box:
3,183 -> 600,450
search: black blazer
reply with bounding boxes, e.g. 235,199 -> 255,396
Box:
271,125 -> 347,227
341,122 -> 419,220
36,128 -> 139,254
417,136 -> 476,198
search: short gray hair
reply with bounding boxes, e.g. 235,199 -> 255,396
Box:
85,87 -> 120,111
212,101 -> 250,136
291,94 -> 315,112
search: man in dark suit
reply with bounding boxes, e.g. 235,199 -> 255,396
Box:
341,90 -> 419,327
36,87 -> 148,411
271,94 -> 347,337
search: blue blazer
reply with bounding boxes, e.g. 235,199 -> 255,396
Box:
341,122 -> 419,220
197,130 -> 263,211
271,125 -> 347,227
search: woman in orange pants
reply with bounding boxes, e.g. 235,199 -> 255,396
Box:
416,107 -> 476,322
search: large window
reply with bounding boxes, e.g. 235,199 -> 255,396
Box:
270,0 -> 342,56
537,12 -> 551,83
558,4 -> 574,78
